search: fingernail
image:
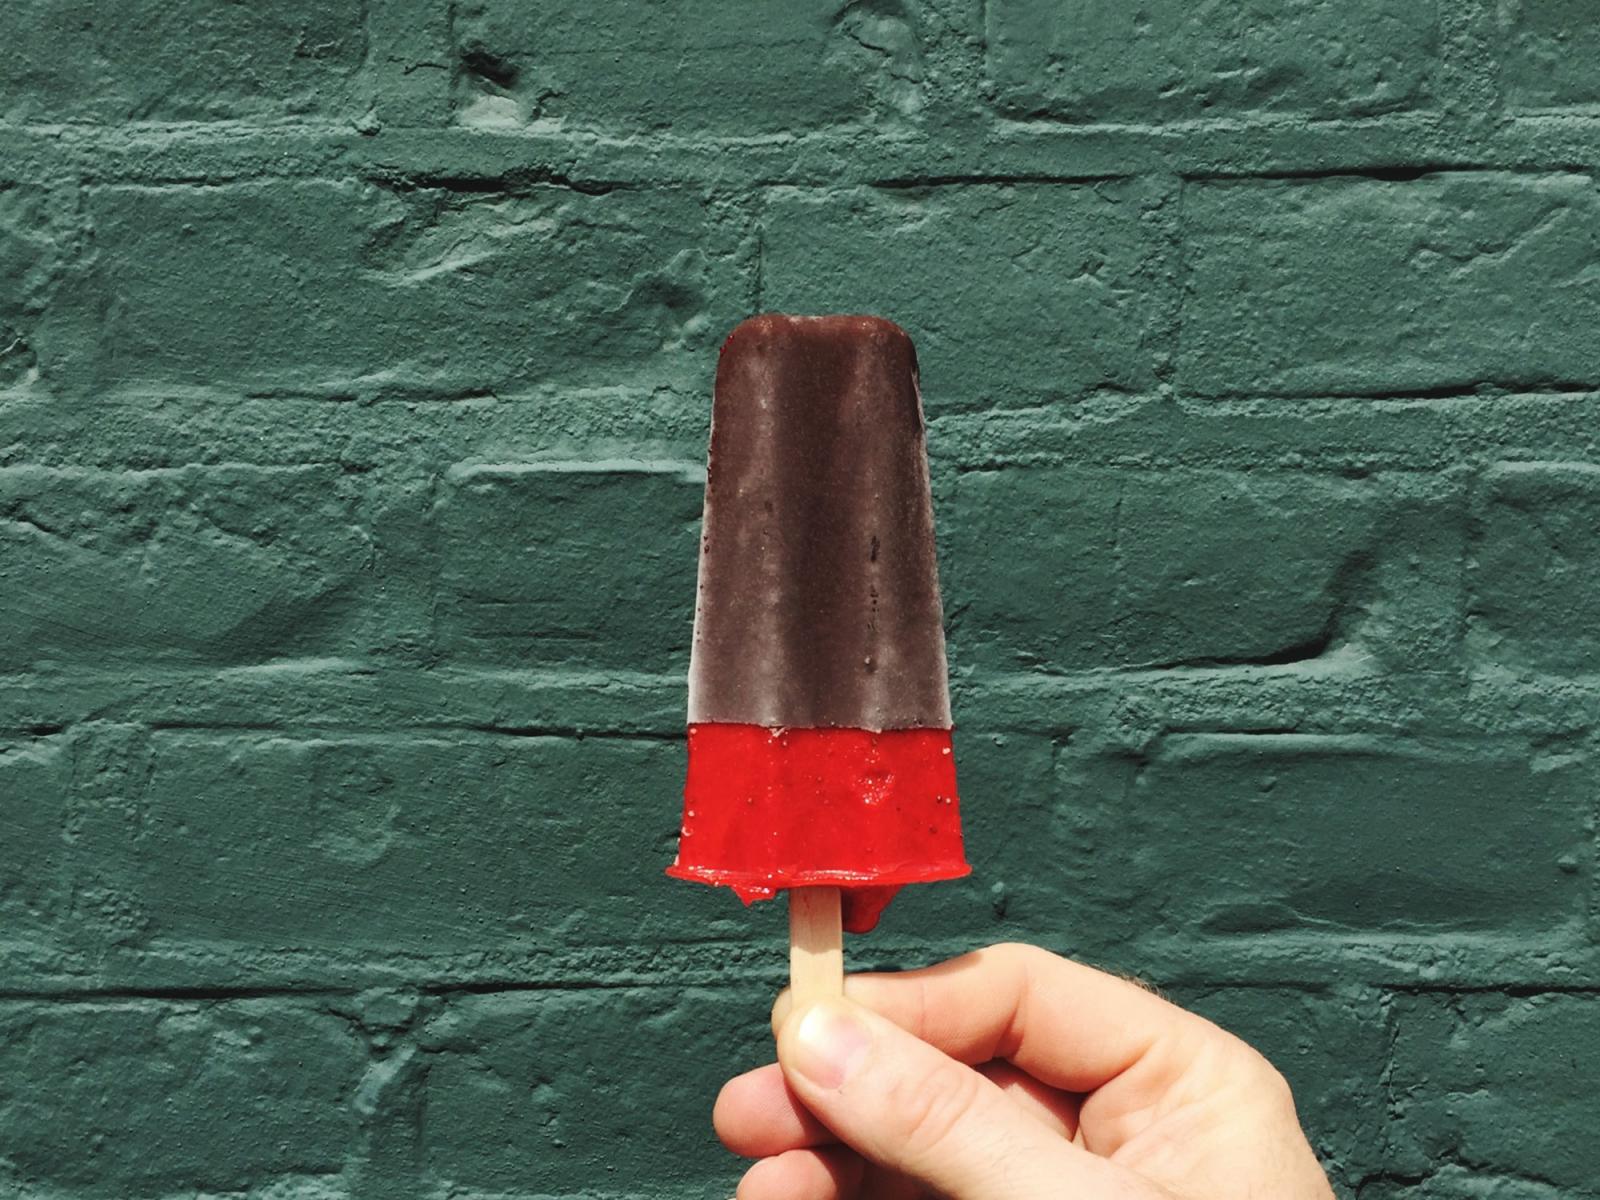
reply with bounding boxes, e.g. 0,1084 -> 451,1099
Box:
789,1001 -> 872,1090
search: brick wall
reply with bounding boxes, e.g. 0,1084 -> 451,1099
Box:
2,2 -> 1596,1197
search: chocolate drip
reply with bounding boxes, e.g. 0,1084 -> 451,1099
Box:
687,314 -> 952,730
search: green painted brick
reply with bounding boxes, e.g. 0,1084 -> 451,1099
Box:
0,185 -> 71,388
63,182 -> 745,396
437,461 -> 702,672
127,733 -> 733,955
1469,462 -> 1600,673
1179,172 -> 1600,397
2,2 -> 1599,1195
0,737 -> 70,942
943,466 -> 1376,670
58,724 -> 156,953
987,0 -> 1437,122
452,0 -> 922,131
0,466 -> 369,669
763,183 -> 1164,409
418,987 -> 772,1192
1388,992 -> 1600,1192
365,0 -> 454,127
0,999 -> 363,1193
1500,0 -> 1600,112
1057,736 -> 1589,937
0,0 -> 365,124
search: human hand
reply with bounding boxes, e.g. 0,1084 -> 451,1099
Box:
714,943 -> 1336,1200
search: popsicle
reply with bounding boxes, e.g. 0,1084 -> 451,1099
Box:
668,314 -> 968,988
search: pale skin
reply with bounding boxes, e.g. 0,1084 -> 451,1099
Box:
714,943 -> 1337,1200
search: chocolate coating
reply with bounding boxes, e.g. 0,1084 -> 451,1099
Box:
686,314 -> 952,730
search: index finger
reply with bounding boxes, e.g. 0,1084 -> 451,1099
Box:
772,943 -> 1218,1095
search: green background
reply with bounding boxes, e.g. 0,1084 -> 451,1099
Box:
2,1 -> 1597,1196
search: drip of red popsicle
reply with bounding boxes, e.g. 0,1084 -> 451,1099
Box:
667,314 -> 968,933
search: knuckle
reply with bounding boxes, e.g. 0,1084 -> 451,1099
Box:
1218,1032 -> 1300,1114
1257,1059 -> 1299,1112
983,940 -> 1039,968
984,941 -> 1057,993
974,942 -> 1042,996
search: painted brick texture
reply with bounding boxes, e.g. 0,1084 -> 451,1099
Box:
2,2 -> 1597,1199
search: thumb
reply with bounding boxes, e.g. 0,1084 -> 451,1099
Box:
776,998 -> 1160,1200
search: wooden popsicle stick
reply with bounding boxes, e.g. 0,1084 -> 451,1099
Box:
788,886 -> 844,1007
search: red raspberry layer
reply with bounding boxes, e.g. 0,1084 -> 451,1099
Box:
668,722 -> 967,933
